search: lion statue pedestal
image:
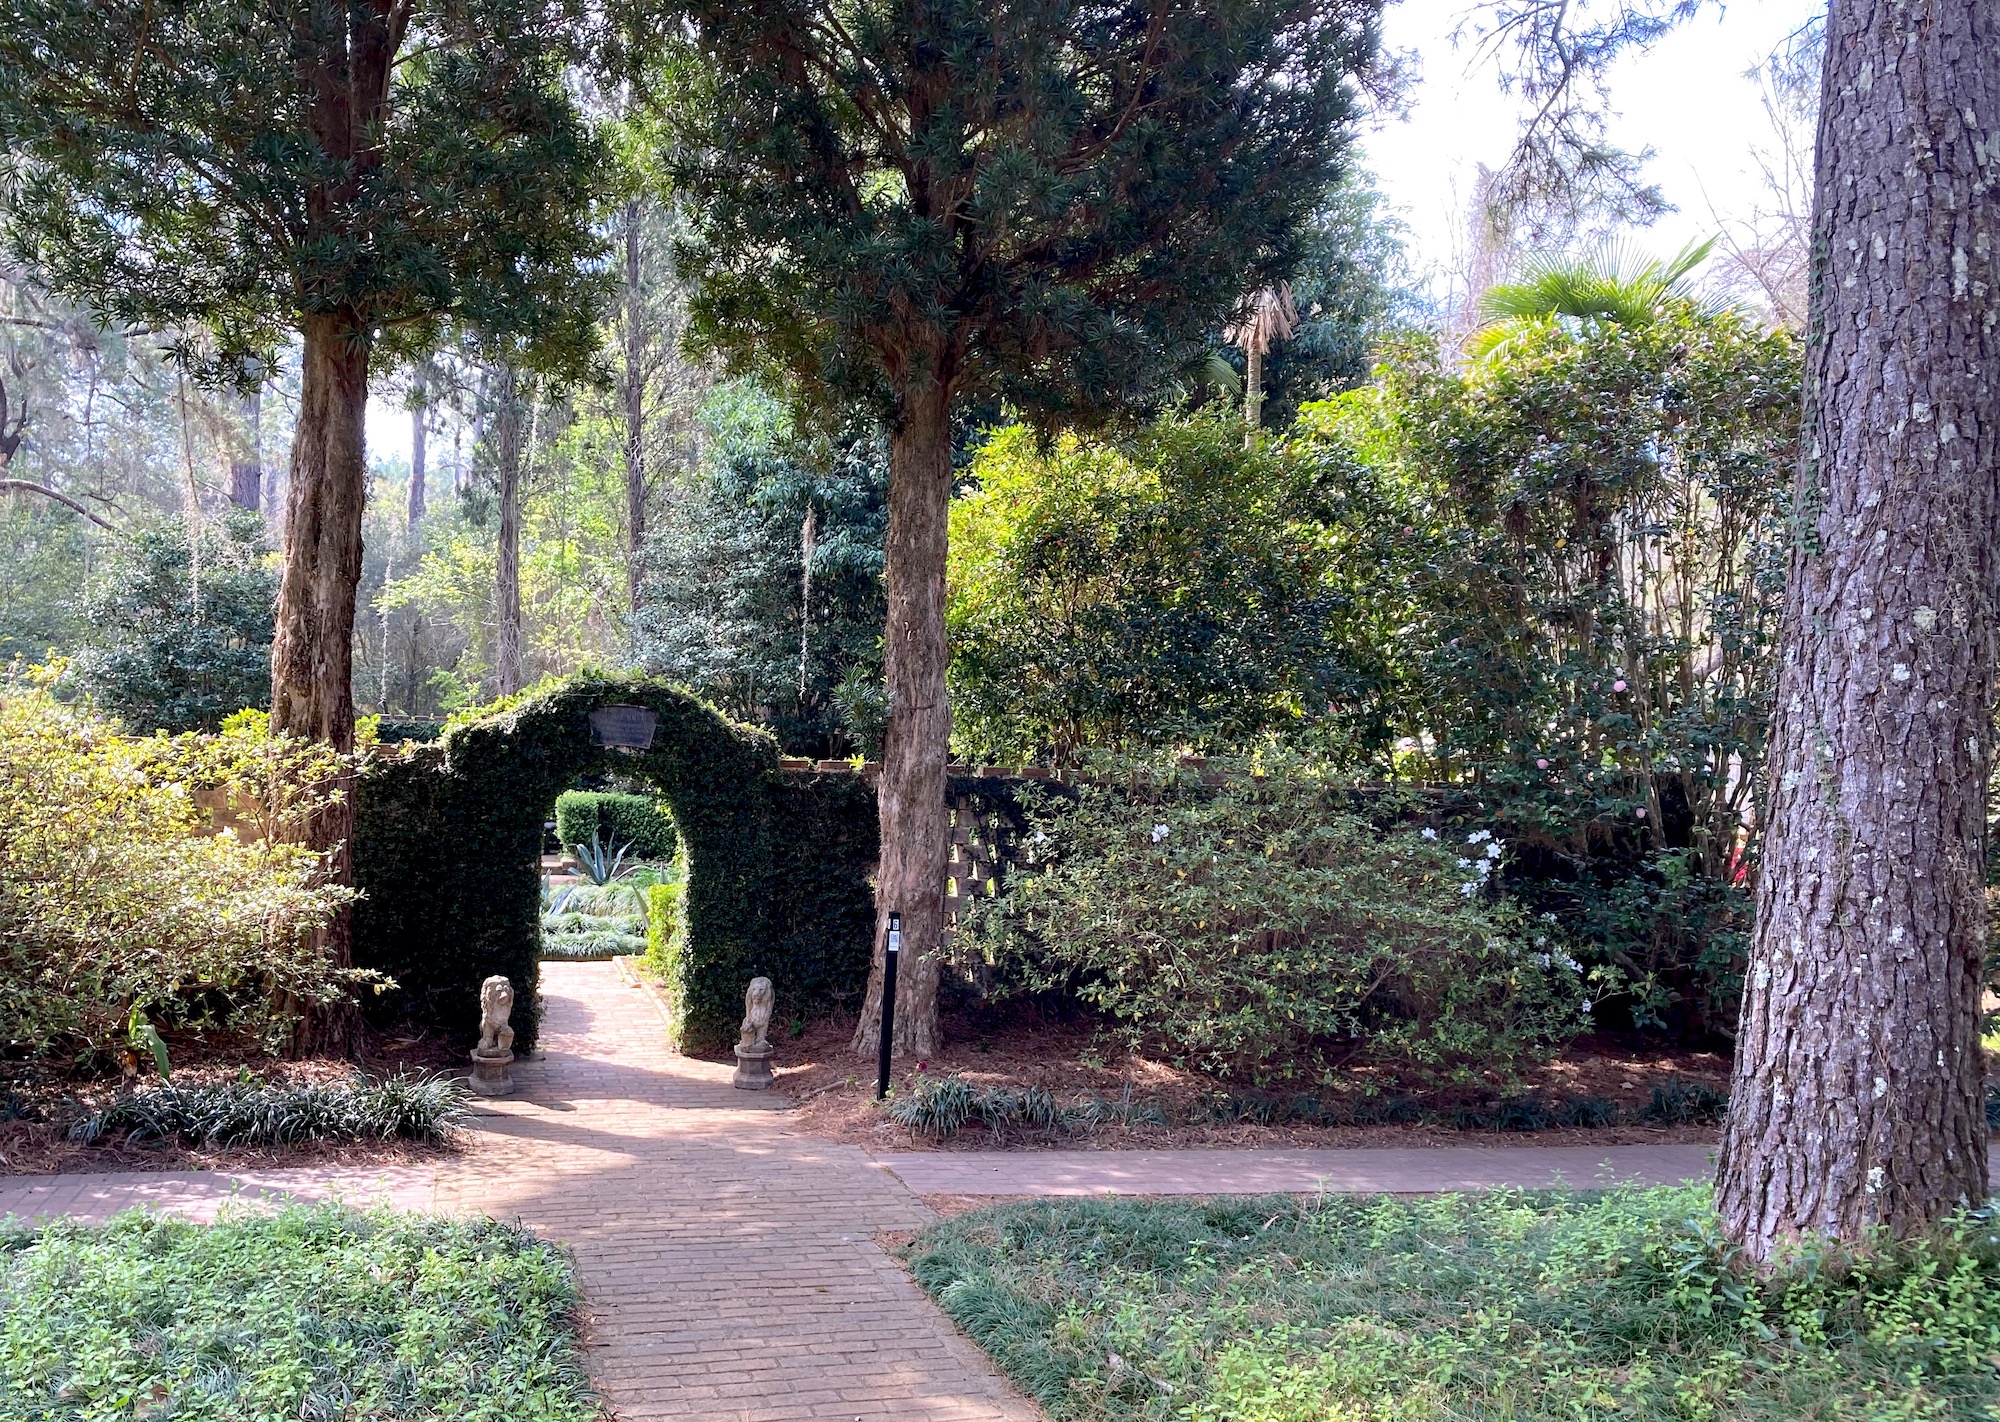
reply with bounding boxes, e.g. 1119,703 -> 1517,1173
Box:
732,976 -> 775,1091
469,975 -> 517,1097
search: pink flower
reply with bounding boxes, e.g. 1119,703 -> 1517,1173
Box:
1635,808 -> 1647,819
1536,758 -> 1549,770
1613,679 -> 1628,692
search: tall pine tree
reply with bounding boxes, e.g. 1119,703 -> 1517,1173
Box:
644,0 -> 1382,1055
0,0 -> 610,1050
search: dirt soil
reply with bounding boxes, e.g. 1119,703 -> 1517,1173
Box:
774,1010 -> 1731,1154
0,1028 -> 464,1178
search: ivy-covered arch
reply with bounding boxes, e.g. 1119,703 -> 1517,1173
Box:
352,673 -> 877,1054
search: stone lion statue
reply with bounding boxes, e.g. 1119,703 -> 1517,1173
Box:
738,976 -> 774,1052
477,975 -> 516,1054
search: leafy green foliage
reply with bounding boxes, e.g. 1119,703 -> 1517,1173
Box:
353,673 -> 875,1053
644,880 -> 684,980
965,760 -> 1586,1079
66,510 -> 276,734
0,1206 -> 603,1421
655,0 -> 1381,426
0,0 -> 609,379
67,1074 -> 467,1147
554,790 -> 678,862
0,500 -> 88,666
908,1189 -> 2000,1420
1316,302 -> 1801,1036
948,414 -> 1390,764
0,675 -> 353,1066
633,387 -> 887,756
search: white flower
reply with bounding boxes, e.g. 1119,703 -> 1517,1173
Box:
1474,860 -> 1491,878
1466,829 -> 1492,844
1150,823 -> 1170,843
1459,882 -> 1478,897
1420,827 -> 1437,840
1484,842 -> 1502,860
1580,1000 -> 1594,1017
1533,935 -> 1548,948
1535,953 -> 1552,968
1541,912 -> 1559,924
1456,857 -> 1472,869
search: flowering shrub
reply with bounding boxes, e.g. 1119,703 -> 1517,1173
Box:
0,672 -> 354,1067
963,758 -> 1586,1079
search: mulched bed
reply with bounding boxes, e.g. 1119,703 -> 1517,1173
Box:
774,1006 -> 1732,1153
0,1028 -> 463,1178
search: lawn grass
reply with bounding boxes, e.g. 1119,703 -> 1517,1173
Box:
905,1187 -> 2000,1420
0,1205 -> 602,1421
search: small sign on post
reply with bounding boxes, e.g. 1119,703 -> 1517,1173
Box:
875,912 -> 901,1101
588,704 -> 658,751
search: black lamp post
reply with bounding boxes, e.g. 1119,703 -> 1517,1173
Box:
875,911 -> 900,1100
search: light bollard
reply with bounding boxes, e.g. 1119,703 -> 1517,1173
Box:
875,912 -> 900,1101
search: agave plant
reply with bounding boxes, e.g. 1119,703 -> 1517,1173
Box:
571,830 -> 637,886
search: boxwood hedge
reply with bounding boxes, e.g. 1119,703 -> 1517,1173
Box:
552,790 -> 679,861
352,673 -> 876,1054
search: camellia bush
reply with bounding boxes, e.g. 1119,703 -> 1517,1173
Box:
0,671 -> 355,1068
1307,300 -> 1802,1038
963,758 -> 1587,1080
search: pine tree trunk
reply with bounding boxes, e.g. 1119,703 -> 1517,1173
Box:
494,363 -> 524,698
408,362 -> 428,533
1714,0 -> 2000,1261
623,199 -> 647,615
851,376 -> 950,1059
270,314 -> 370,1057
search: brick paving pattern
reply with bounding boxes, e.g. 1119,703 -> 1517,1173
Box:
430,963 -> 1038,1421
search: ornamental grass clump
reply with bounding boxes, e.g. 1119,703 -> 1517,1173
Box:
68,1072 -> 467,1147
964,758 -> 1587,1079
0,674 -> 357,1067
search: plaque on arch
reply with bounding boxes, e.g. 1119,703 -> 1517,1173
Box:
588,704 -> 658,750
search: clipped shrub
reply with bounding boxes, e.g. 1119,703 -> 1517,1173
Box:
0,675 -> 354,1066
965,758 -> 1589,1079
354,673 -> 874,1053
554,790 -> 678,860
67,1073 -> 467,1146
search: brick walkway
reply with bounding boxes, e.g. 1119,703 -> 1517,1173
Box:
0,963 -> 1037,1422
434,962 -> 1039,1422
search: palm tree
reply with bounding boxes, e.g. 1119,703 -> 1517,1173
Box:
1227,285 -> 1299,439
1466,237 -> 1719,359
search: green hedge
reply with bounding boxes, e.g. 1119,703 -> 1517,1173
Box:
553,790 -> 678,860
353,674 -> 874,1054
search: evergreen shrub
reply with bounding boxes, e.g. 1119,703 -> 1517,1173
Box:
553,790 -> 678,860
353,673 -> 875,1054
964,757 -> 1589,1079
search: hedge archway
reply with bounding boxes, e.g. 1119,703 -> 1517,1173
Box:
352,673 -> 877,1054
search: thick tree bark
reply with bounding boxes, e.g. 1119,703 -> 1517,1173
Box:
408,361 -> 428,532
1715,0 -> 2000,1260
270,314 -> 370,1056
851,376 -> 951,1059
493,362 -> 524,698
623,199 -> 648,615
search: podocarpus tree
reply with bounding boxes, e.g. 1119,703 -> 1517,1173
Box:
0,0 -> 609,1049
1713,0 -> 2000,1258
653,0 -> 1381,1055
